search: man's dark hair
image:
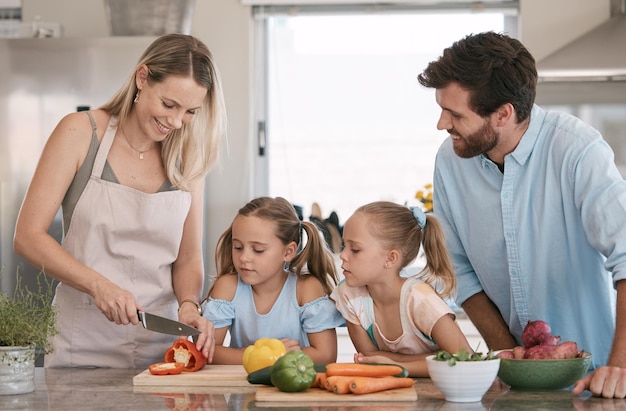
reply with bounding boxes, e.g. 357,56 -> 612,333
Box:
417,31 -> 537,123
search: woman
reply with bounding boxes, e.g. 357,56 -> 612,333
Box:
14,34 -> 226,368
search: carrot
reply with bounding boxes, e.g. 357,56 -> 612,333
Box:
325,376 -> 353,394
349,376 -> 415,394
325,363 -> 405,378
324,376 -> 336,391
312,372 -> 325,388
323,376 -> 335,391
318,373 -> 328,390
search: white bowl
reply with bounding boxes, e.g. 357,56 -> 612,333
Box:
426,355 -> 501,403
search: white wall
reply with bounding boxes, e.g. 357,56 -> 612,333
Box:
18,0 -> 611,286
191,1 -> 254,289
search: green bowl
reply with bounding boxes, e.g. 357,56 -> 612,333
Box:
497,353 -> 591,390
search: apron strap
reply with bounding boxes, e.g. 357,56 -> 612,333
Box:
92,116 -> 118,178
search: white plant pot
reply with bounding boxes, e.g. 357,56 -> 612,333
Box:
0,346 -> 36,395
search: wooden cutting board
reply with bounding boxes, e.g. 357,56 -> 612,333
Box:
133,364 -> 250,387
255,385 -> 418,403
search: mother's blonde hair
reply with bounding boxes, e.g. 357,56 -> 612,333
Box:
100,33 -> 227,190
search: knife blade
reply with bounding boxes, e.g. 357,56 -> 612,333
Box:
137,310 -> 200,337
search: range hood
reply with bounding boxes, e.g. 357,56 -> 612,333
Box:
537,0 -> 626,82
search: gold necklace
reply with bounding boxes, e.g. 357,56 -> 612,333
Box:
121,131 -> 154,160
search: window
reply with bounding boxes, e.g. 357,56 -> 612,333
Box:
255,6 -> 517,224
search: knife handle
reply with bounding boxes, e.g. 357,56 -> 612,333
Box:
136,310 -> 147,327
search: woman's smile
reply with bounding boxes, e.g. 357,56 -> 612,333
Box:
155,118 -> 172,135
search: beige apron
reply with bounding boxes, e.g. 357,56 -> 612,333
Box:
45,117 -> 192,368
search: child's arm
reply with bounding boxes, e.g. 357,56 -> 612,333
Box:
352,315 -> 473,377
347,320 -> 428,375
343,319 -> 429,372
297,275 -> 342,364
210,326 -> 247,364
355,352 -> 430,377
205,274 -> 248,364
302,328 -> 338,364
430,314 -> 474,355
346,320 -> 378,354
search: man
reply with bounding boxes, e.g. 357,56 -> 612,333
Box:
417,31 -> 626,398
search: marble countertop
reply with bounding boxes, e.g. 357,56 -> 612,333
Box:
0,367 -> 614,410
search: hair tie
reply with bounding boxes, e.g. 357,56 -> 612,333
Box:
410,206 -> 427,229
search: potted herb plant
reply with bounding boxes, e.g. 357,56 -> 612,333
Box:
0,268 -> 58,395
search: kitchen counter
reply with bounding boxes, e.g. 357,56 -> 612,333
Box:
0,367 -> 613,410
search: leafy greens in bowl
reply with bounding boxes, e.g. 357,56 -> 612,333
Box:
426,349 -> 501,403
433,348 -> 499,365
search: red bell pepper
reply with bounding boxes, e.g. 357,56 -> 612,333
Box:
164,338 -> 207,372
148,362 -> 185,375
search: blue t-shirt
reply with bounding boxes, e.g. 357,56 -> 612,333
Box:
434,104 -> 626,369
203,273 -> 345,348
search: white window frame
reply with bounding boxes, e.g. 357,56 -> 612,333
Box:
251,2 -> 519,199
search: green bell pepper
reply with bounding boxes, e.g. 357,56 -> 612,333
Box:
269,350 -> 317,392
248,363 -> 326,386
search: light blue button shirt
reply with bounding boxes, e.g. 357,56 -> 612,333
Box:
433,105 -> 626,369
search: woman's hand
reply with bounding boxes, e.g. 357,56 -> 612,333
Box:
178,306 -> 216,363
92,279 -> 139,325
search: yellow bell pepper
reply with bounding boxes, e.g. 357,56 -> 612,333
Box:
242,338 -> 287,374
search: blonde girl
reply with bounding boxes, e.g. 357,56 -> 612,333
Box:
331,201 -> 472,377
203,197 -> 345,364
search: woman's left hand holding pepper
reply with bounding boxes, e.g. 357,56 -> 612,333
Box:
178,304 -> 215,363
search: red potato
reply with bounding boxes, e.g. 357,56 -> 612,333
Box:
549,341 -> 579,359
543,335 -> 561,345
505,341 -> 582,360
497,350 -> 515,359
521,320 -> 552,348
512,346 -> 526,359
524,344 -> 557,359
499,320 -> 586,361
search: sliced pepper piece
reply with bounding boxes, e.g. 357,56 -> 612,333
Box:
148,362 -> 185,375
242,338 -> 287,374
164,338 -> 207,372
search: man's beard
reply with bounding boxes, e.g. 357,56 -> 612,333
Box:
450,120 -> 498,159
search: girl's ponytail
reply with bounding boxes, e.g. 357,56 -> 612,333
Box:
419,214 -> 456,300
357,202 -> 456,299
289,221 -> 338,296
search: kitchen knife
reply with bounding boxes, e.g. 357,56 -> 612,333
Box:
137,310 -> 200,337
